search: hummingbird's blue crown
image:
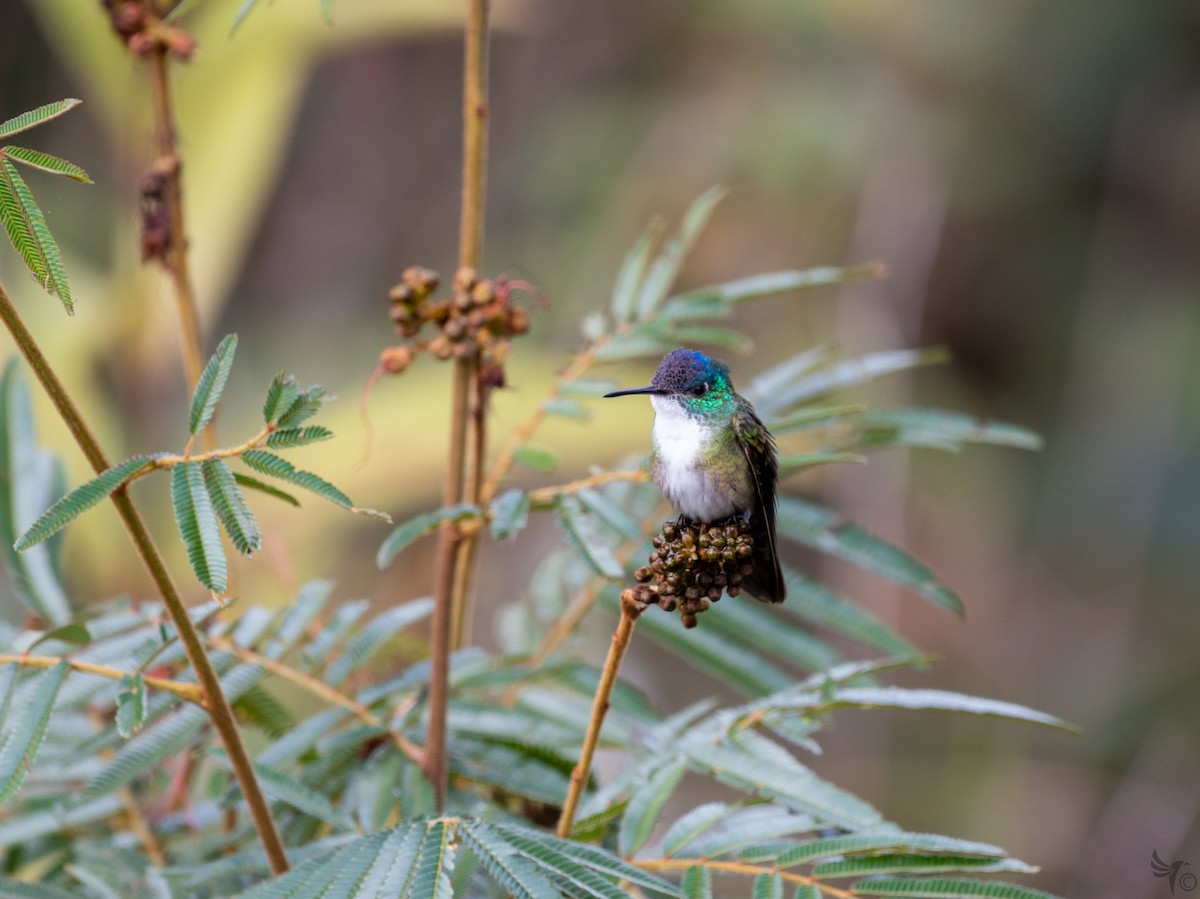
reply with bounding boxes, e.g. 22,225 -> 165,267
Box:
651,348 -> 732,395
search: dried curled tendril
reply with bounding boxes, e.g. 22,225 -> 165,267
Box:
626,518 -> 755,628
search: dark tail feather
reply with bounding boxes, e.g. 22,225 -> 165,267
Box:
742,512 -> 785,603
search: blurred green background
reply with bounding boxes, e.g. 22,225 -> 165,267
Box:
2,1 -> 1198,895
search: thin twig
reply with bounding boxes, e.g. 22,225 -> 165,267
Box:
0,653 -> 201,703
0,281 -> 289,875
632,857 -> 856,897
555,591 -> 642,838
120,786 -> 168,867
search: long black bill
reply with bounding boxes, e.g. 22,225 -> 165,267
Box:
603,385 -> 667,398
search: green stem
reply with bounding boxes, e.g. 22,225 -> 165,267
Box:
0,281 -> 289,876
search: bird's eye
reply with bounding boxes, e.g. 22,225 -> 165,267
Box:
693,382 -> 709,397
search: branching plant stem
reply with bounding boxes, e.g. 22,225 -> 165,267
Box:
632,858 -> 856,898
0,653 -> 201,703
426,0 -> 491,809
555,591 -> 642,838
0,281 -> 289,875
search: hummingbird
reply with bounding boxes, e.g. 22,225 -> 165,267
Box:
605,348 -> 786,603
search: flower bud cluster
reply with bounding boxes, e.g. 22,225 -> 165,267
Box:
628,518 -> 754,628
378,266 -> 532,381
103,1 -> 196,59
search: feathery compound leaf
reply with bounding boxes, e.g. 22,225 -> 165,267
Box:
775,832 -> 1007,868
857,407 -> 1043,453
618,757 -> 688,856
0,660 -> 67,801
171,462 -> 227,593
188,334 -> 237,434
779,347 -> 951,409
0,100 -> 81,139
377,504 -> 481,568
274,385 -> 327,429
456,821 -> 561,899
661,802 -> 731,857
814,854 -> 1035,879
665,264 -> 883,312
244,759 -> 356,830
490,488 -> 531,541
262,373 -> 297,424
611,219 -> 660,323
0,362 -> 70,624
202,459 -> 262,555
325,598 -> 434,686
241,449 -> 351,509
636,186 -> 725,320
776,496 -> 964,616
556,495 -> 623,578
851,877 -> 1060,898
0,159 -> 73,313
472,825 -> 637,899
265,425 -> 333,449
15,455 -> 154,550
234,473 -> 300,507
0,877 -> 79,899
2,146 -> 91,183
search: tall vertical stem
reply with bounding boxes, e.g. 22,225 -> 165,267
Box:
0,282 -> 288,875
426,0 -> 491,808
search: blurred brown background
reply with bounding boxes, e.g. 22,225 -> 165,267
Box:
2,1 -> 1198,896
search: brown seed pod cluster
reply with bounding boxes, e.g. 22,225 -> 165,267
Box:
137,155 -> 177,265
379,266 -> 533,386
102,1 -> 196,60
628,518 -> 755,628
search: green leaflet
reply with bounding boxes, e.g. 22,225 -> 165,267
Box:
752,873 -> 783,899
234,473 -> 300,507
0,660 -> 68,802
636,185 -> 725,321
858,407 -> 1043,453
171,462 -> 227,593
450,821 -> 561,899
814,854 -> 1036,879
489,488 -> 531,541
0,99 -> 81,140
2,146 -> 91,183
15,455 -> 156,551
776,347 -> 952,410
274,385 -> 327,429
850,877 -> 1059,899
661,802 -> 731,857
0,158 -> 73,312
377,504 -> 481,568
774,831 -> 1008,868
611,219 -> 659,323
262,373 -> 297,424
0,876 -> 79,899
264,425 -> 334,449
240,449 -> 352,509
188,334 -> 238,435
681,865 -> 713,899
617,757 -> 688,856
202,459 -> 262,555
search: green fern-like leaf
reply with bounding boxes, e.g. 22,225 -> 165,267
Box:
814,854 -> 1035,879
0,876 -> 79,899
0,660 -> 68,802
555,496 -> 623,578
15,455 -> 156,550
325,598 -> 434,686
456,820 -> 562,898
265,425 -> 333,449
752,872 -> 783,899
611,219 -> 659,324
262,373 -> 297,424
114,674 -> 146,739
850,877 -> 1060,898
188,334 -> 237,435
234,472 -> 300,507
661,802 -> 732,857
232,684 -> 294,739
240,449 -> 351,509
171,462 -> 227,593
635,185 -> 725,321
618,757 -> 687,856
202,459 -> 262,555
0,100 -> 80,140
775,832 -> 1008,868
681,865 -> 712,899
0,158 -> 73,313
776,496 -> 965,616
376,504 -> 481,568
1,146 -> 91,183
274,385 -> 327,429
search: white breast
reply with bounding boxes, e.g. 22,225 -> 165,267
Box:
651,396 -> 736,521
